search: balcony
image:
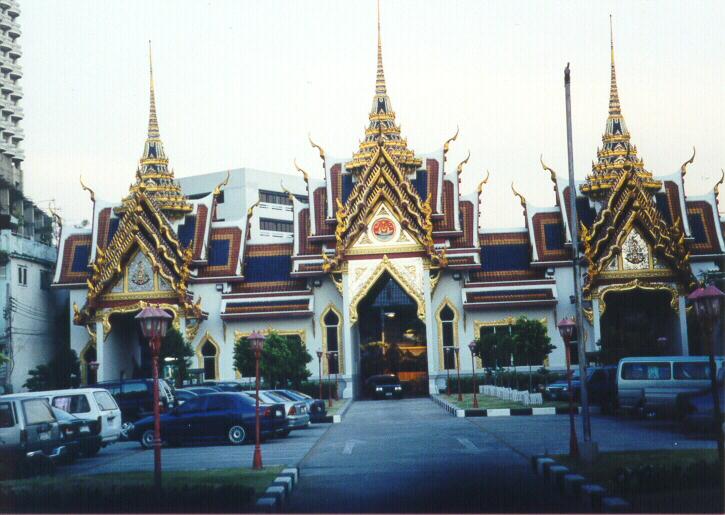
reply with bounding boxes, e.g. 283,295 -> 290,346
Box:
10,126 -> 22,141
0,17 -> 10,31
0,56 -> 10,73
0,0 -> 11,10
9,105 -> 21,119
8,82 -> 20,100
8,41 -> 20,59
7,1 -> 19,18
0,77 -> 11,94
0,35 -> 11,52
8,62 -> 20,79
7,20 -> 19,38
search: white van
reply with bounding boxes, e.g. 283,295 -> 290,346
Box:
617,356 -> 724,414
11,388 -> 122,452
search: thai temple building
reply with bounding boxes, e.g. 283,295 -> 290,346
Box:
52,14 -> 724,398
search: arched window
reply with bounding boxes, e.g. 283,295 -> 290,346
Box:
201,341 -> 217,380
440,305 -> 457,370
323,308 -> 342,374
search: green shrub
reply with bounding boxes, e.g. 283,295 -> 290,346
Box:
296,380 -> 338,399
445,370 -> 567,393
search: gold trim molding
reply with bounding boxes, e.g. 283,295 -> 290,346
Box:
596,279 -> 680,317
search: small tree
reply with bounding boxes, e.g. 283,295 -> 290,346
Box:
512,316 -> 554,392
234,331 -> 312,388
24,346 -> 80,391
160,328 -> 193,387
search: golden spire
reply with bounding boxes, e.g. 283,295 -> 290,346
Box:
608,15 -> 621,117
346,0 -> 420,172
375,0 -> 386,96
581,16 -> 660,199
147,40 -> 160,140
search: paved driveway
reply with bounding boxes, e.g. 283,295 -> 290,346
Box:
59,423 -> 330,476
287,398 -> 575,513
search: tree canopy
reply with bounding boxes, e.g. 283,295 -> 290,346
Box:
234,332 -> 312,388
24,346 -> 80,392
160,328 -> 193,386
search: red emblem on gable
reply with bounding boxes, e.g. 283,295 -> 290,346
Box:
372,218 -> 396,242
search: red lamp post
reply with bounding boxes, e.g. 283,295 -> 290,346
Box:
445,347 -> 451,396
326,351 -> 333,408
687,284 -> 725,469
453,347 -> 462,401
316,350 -> 323,400
557,317 -> 579,459
135,306 -> 173,493
248,330 -> 266,470
468,341 -> 479,409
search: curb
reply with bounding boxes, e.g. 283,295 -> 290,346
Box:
313,398 -> 352,424
255,467 -> 299,513
531,455 -> 631,513
431,394 -> 601,418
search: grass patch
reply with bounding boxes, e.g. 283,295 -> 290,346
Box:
445,393 -> 572,410
325,398 -> 348,416
0,466 -> 282,513
552,449 -> 722,499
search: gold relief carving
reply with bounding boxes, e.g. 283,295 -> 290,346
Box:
185,318 -> 202,342
443,126 -> 459,161
596,279 -> 679,317
320,304 -> 344,375
195,332 -> 221,381
429,269 -> 441,293
331,273 -> 344,294
348,255 -> 425,324
354,267 -> 367,282
436,298 -> 460,370
95,302 -> 180,341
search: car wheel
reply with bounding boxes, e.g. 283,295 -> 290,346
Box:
140,429 -> 155,449
227,425 -> 247,445
120,422 -> 134,441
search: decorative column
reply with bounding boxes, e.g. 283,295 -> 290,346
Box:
422,265 -> 437,395
341,273 -> 355,399
94,320 -> 105,383
592,297 -> 602,349
677,295 -> 689,356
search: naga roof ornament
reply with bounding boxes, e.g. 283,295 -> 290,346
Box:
118,43 -> 192,218
346,1 -> 421,173
581,17 -> 661,199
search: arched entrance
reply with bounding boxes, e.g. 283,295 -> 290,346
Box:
356,272 -> 428,397
599,289 -> 678,364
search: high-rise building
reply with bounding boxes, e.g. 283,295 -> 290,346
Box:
0,0 -> 24,192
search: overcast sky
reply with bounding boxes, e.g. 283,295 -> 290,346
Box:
19,0 -> 725,227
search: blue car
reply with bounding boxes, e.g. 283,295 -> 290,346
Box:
130,392 -> 288,448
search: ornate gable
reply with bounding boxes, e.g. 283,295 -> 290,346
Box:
580,167 -> 695,296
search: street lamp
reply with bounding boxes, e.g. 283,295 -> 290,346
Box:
316,350 -> 323,400
444,347 -> 451,396
248,330 -> 266,470
687,284 -> 725,468
468,341 -> 479,409
326,351 -> 334,408
557,317 -> 579,459
135,305 -> 173,493
453,346 -> 462,401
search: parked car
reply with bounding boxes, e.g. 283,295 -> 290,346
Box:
10,388 -> 122,452
129,392 -> 288,448
245,391 -> 310,430
181,386 -> 222,396
202,381 -> 246,392
50,407 -> 102,463
365,374 -> 403,399
270,389 -> 327,422
97,379 -> 175,438
676,367 -> 725,433
0,396 -> 66,477
545,366 -> 617,412
617,356 -> 725,416
174,389 -> 199,405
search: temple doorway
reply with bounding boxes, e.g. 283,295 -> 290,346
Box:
599,289 -> 678,364
356,272 -> 428,397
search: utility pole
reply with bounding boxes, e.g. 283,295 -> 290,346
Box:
564,64 -> 596,459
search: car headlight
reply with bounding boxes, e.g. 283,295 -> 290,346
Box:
394,386 -> 402,391
375,387 -> 383,391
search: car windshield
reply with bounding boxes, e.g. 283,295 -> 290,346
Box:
371,376 -> 399,385
94,391 -> 118,411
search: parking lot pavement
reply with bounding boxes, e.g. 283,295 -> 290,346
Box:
288,398 -> 576,513
58,423 -> 330,476
466,413 -> 716,457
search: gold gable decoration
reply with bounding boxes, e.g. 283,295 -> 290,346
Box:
323,143 -> 444,272
580,166 -> 694,297
74,186 -> 200,326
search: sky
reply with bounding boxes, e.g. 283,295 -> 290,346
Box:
18,0 -> 725,228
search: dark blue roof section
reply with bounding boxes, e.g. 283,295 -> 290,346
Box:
655,193 -> 673,225
544,223 -> 565,251
244,254 -> 293,282
411,170 -> 428,201
177,215 -> 197,248
480,243 -> 530,271
371,277 -> 414,307
208,239 -> 230,267
342,174 -> 354,203
71,244 -> 90,273
687,212 -> 708,244
108,217 -> 120,243
576,197 -> 596,227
